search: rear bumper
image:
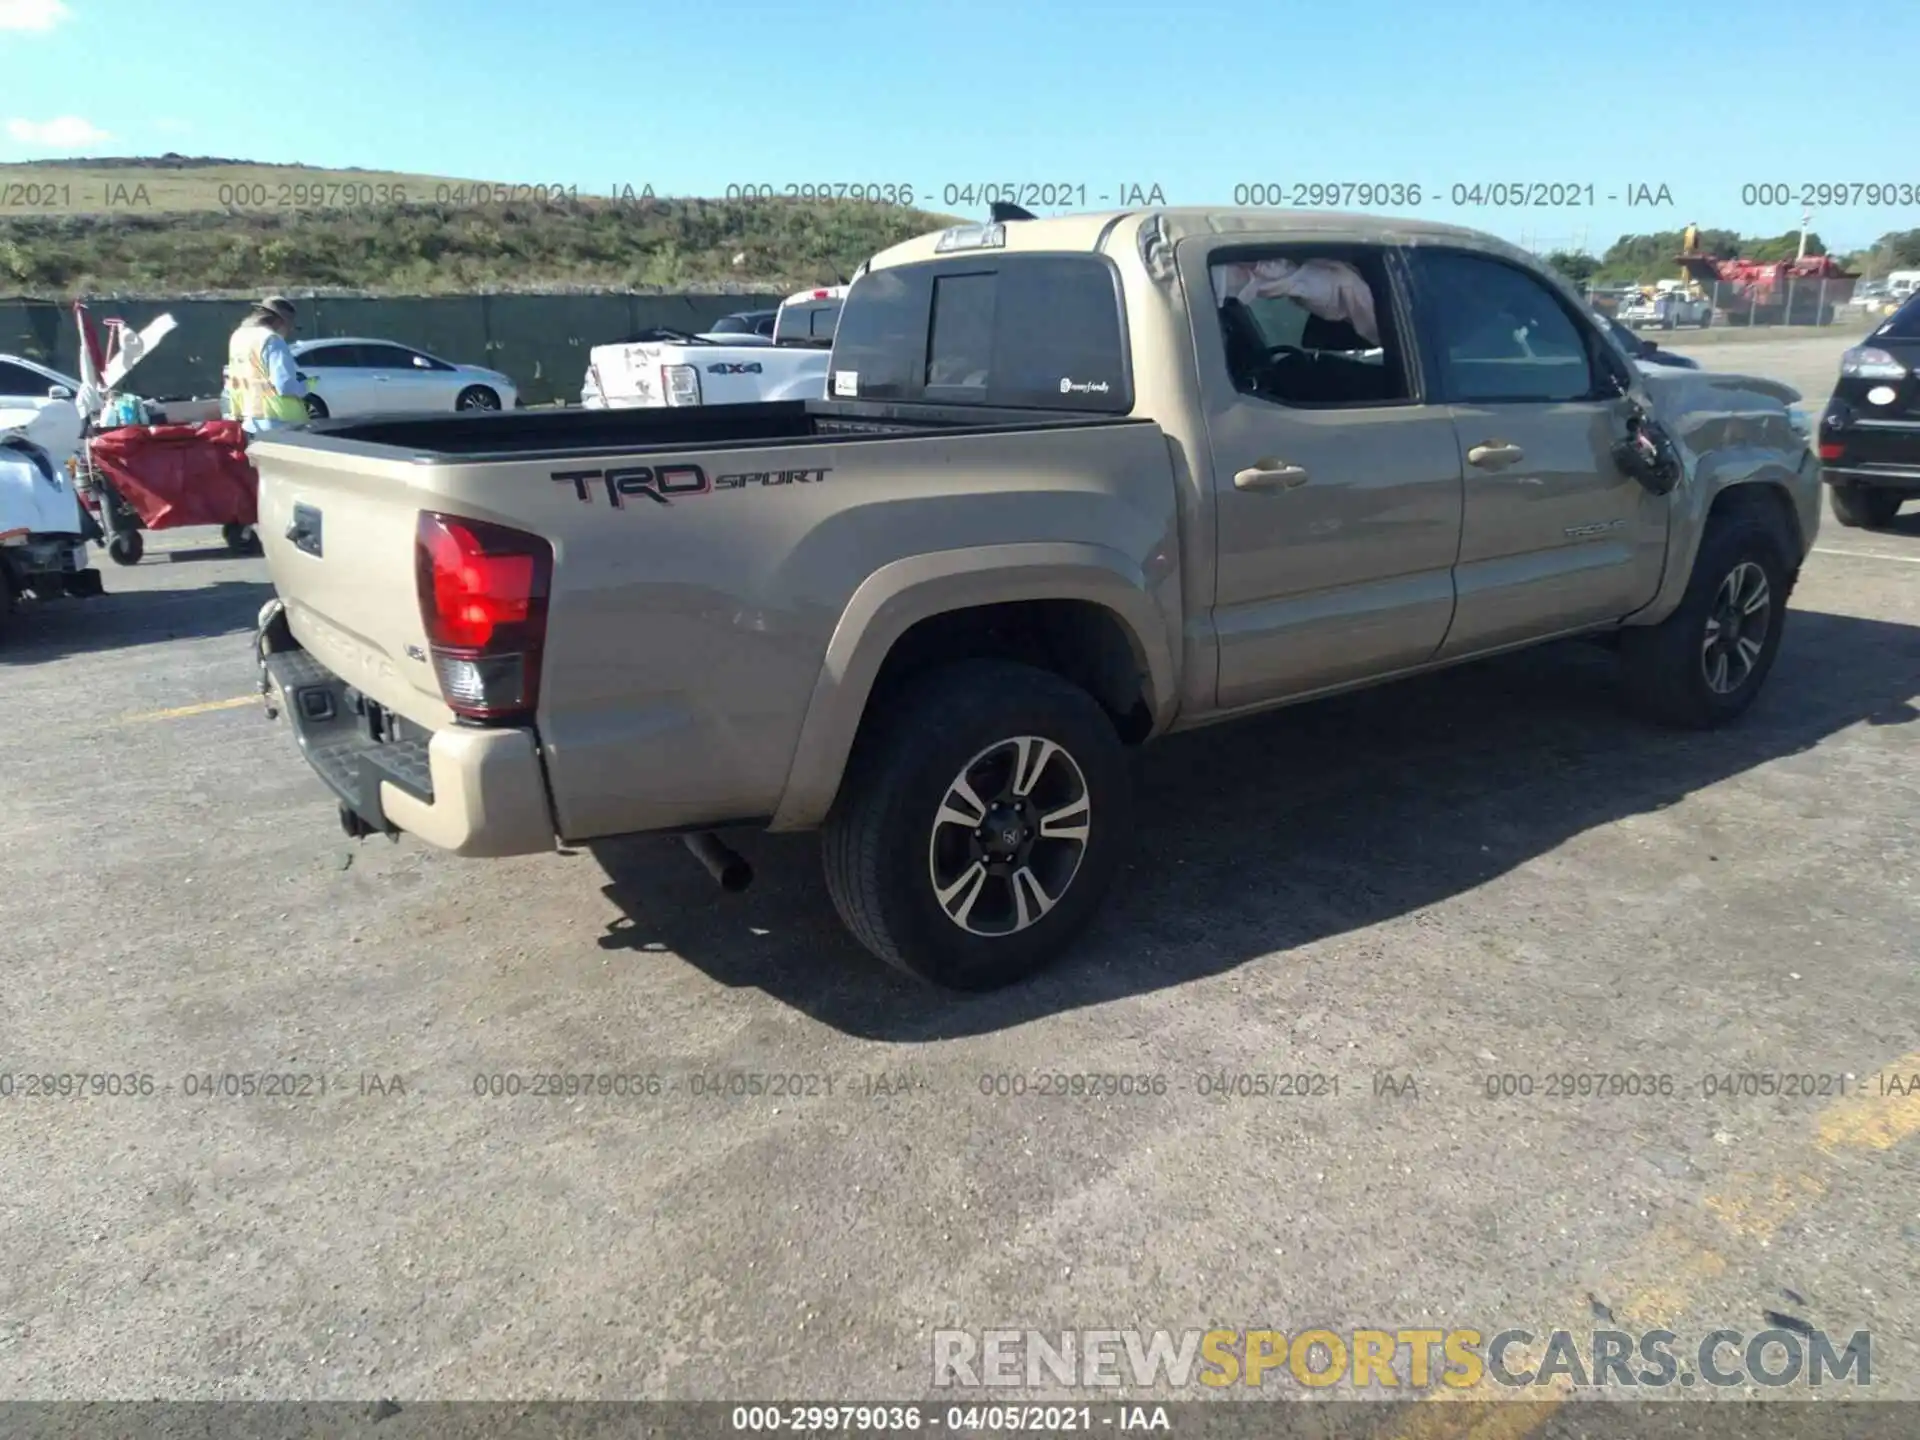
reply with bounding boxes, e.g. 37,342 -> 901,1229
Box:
1821,464 -> 1920,495
260,625 -> 556,859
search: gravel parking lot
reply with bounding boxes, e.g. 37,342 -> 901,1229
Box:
3,331 -> 1916,1412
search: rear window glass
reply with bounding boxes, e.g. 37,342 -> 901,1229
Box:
774,301 -> 840,346
830,253 -> 1131,412
1876,292 -> 1920,341
928,274 -> 996,392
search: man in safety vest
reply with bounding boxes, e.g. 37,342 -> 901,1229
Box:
223,295 -> 310,434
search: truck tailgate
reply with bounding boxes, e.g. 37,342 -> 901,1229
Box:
254,440 -> 453,727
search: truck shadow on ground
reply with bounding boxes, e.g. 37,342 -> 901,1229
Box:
0,577 -> 274,662
1855,510 -> 1920,540
589,607 -> 1920,1040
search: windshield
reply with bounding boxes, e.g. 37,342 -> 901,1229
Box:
1876,292 -> 1920,341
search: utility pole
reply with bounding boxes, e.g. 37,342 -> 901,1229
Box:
1797,208 -> 1811,261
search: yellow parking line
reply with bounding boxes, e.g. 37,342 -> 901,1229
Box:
1379,1049 -> 1920,1438
1817,1051 -> 1920,1154
121,695 -> 257,723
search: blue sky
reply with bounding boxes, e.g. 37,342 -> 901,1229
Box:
2,0 -> 1915,254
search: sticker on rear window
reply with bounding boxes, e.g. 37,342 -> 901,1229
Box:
833,370 -> 859,397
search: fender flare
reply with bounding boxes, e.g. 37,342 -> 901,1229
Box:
1634,458 -> 1809,625
767,542 -> 1179,832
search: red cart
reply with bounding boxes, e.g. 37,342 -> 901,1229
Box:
80,419 -> 261,566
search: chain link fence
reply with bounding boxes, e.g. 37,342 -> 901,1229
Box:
1515,232 -> 1883,330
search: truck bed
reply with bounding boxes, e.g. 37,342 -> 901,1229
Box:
292,398 -> 1150,463
250,397 -> 1180,845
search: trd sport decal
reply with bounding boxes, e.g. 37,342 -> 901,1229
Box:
551,463 -> 831,507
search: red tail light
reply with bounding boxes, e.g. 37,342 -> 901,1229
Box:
1818,442 -> 1844,461
414,511 -> 553,722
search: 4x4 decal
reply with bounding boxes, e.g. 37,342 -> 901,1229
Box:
708,361 -> 764,375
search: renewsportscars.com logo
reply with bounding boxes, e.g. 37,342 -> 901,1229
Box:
931,1327 -> 1872,1391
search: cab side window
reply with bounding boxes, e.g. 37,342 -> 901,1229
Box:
359,344 -> 424,371
1416,251 -> 1606,404
1211,249 -> 1410,407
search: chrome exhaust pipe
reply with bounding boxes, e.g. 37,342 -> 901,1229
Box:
682,831 -> 752,892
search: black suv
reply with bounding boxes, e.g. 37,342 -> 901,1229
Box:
1820,292 -> 1920,529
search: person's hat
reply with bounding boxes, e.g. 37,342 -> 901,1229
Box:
251,295 -> 297,324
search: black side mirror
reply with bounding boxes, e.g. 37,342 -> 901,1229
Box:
1612,405 -> 1681,496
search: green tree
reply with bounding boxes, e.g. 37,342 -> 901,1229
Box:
1741,231 -> 1827,262
1853,228 -> 1920,277
1543,250 -> 1598,285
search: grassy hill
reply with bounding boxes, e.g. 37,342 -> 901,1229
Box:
0,156 -> 505,215
0,157 -> 958,295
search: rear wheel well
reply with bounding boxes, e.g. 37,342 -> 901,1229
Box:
863,600 -> 1155,748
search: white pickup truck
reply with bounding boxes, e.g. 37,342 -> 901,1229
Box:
581,286 -> 846,408
1621,290 -> 1713,330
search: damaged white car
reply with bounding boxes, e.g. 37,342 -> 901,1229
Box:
0,396 -> 104,641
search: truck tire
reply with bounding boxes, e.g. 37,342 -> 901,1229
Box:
1620,511 -> 1789,729
1828,483 -> 1902,529
107,531 -> 143,566
821,659 -> 1131,990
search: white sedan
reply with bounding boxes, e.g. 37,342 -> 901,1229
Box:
288,337 -> 517,419
0,352 -> 84,402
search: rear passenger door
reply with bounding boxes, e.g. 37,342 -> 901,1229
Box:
295,343 -> 370,414
1185,241 -> 1465,708
1406,247 -> 1669,657
358,343 -> 452,412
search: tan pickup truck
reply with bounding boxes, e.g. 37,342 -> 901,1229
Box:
251,207 -> 1819,990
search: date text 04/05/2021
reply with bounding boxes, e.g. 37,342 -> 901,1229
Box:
726,1404 -> 1172,1432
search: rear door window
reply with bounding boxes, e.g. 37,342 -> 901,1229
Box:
1209,248 -> 1410,406
831,253 -> 1131,411
358,343 -> 427,371
297,344 -> 364,368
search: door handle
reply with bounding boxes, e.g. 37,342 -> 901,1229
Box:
1467,441 -> 1525,469
1233,460 -> 1311,492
